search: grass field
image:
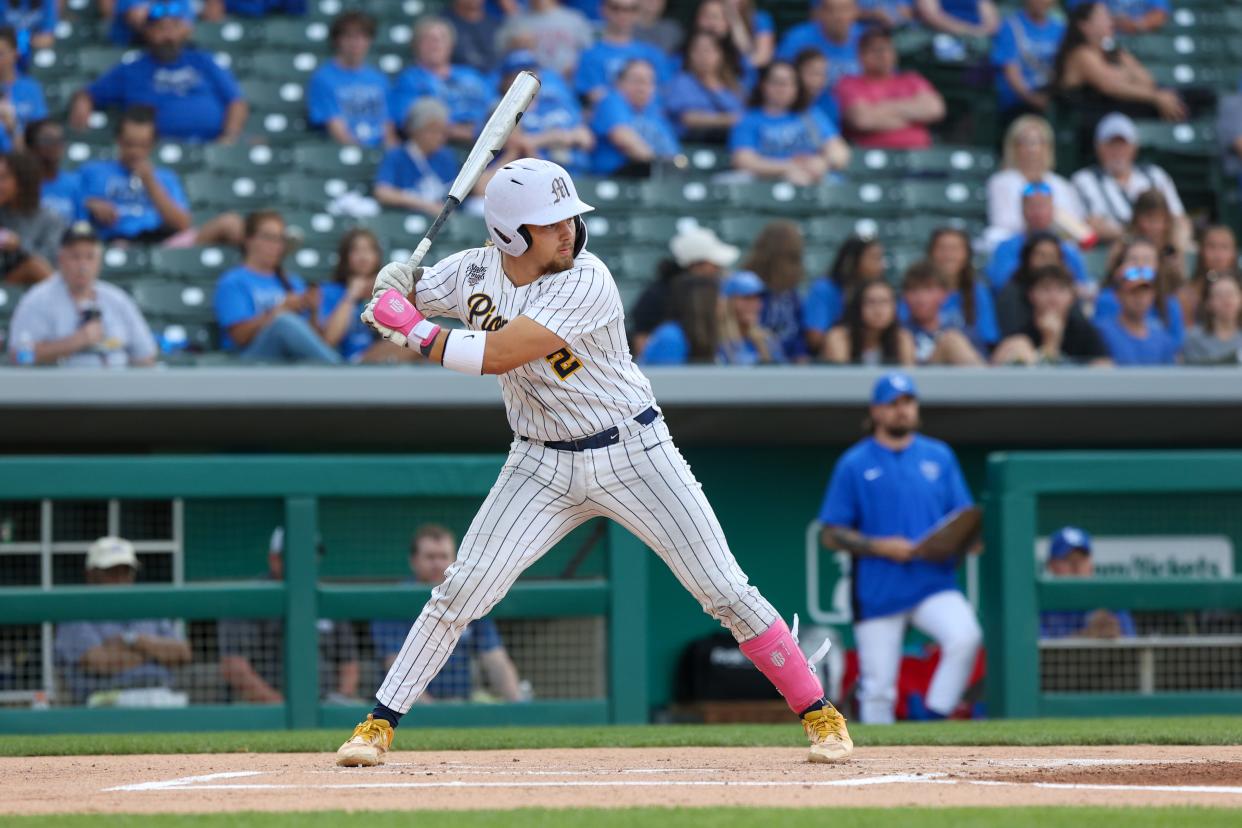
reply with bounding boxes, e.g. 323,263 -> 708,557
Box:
3,716 -> 1241,757
5,809 -> 1242,828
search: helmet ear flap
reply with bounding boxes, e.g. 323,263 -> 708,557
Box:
572,215 -> 588,257
488,221 -> 529,256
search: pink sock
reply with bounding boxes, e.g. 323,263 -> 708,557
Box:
739,619 -> 825,715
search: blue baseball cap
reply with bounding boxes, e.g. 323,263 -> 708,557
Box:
871,371 -> 918,405
1049,526 -> 1092,559
499,50 -> 539,76
147,1 -> 194,22
721,270 -> 765,298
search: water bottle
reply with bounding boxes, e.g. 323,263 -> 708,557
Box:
14,332 -> 34,366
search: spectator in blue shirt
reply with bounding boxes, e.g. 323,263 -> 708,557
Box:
1040,526 -> 1137,639
25,119 -> 80,225
858,0 -> 914,29
900,261 -> 985,364
922,227 -> 999,354
741,218 -> 808,360
804,234 -> 886,354
775,0 -> 864,87
493,51 -> 594,173
663,30 -> 745,143
986,182 -> 1090,290
589,58 -> 681,177
915,0 -> 1000,37
1067,0 -> 1167,35
574,0 -> 671,105
0,0 -> 54,58
77,107 -> 242,246
370,524 -> 522,701
317,228 -> 411,363
307,11 -> 398,150
373,97 -> 460,216
1095,261 -> 1178,365
819,372 -> 982,723
0,26 -> 43,153
991,0 -> 1064,117
72,3 -> 248,144
390,18 -> 492,144
729,59 -> 849,186
641,271 -> 785,365
213,210 -> 341,363
1095,236 -> 1184,349
794,48 -> 842,132
692,0 -> 774,71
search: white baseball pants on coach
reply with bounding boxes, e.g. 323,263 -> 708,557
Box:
377,415 -> 779,712
853,589 -> 982,724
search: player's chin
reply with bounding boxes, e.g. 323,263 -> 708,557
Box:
548,253 -> 575,273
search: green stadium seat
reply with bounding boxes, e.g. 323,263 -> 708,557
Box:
1135,120 -> 1217,157
1147,61 -> 1235,91
900,180 -> 988,218
185,170 -> 278,212
203,143 -> 289,176
820,181 -> 905,217
1080,246 -> 1113,283
130,280 -> 215,323
263,18 -> 332,52
583,213 -> 627,247
613,248 -> 666,285
240,79 -> 307,118
193,20 -> 261,52
100,246 -> 150,281
375,21 -> 416,51
574,177 -> 644,213
148,318 -> 219,353
804,215 -> 900,247
28,48 -> 80,82
902,146 -> 997,180
150,246 -> 239,282
626,213 -> 691,246
725,179 -> 822,213
714,213 -> 766,246
284,211 -> 349,248
0,284 -> 21,320
639,177 -> 733,211
845,147 -> 907,181
896,215 -> 979,247
1125,33 -> 1233,64
244,110 -> 311,145
682,144 -> 731,173
288,245 -> 338,283
885,244 -> 926,280
155,143 -> 205,174
367,211 -> 432,248
278,175 -> 365,210
803,246 -> 836,279
77,46 -> 130,77
247,50 -> 324,82
292,144 -> 383,184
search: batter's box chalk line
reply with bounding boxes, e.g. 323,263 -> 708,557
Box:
104,771 -> 1242,796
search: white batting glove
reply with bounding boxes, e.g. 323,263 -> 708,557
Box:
372,260 -> 422,299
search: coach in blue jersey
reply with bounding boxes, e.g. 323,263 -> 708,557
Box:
819,372 -> 983,723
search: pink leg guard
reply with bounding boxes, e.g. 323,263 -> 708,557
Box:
739,618 -> 825,715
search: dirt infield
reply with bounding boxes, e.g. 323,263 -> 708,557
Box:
5,746 -> 1242,815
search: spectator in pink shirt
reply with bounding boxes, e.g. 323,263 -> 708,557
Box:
834,26 -> 944,150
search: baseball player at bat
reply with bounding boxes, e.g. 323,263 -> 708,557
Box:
336,158 -> 852,766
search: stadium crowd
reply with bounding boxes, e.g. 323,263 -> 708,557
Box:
1,0 -> 1240,368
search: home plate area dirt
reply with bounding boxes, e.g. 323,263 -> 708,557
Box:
5,746 -> 1242,815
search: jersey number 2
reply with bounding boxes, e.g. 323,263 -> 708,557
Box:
545,347 -> 583,380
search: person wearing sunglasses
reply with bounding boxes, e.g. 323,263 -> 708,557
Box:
1094,235 -> 1183,348
1094,261 -> 1179,365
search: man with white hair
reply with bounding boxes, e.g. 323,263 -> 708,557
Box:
1071,112 -> 1190,247
336,158 -> 853,767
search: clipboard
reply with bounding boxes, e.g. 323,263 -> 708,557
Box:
913,506 -> 983,563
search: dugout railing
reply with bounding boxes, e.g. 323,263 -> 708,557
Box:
0,456 -> 648,734
982,451 -> 1242,719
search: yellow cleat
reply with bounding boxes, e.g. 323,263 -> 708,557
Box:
802,704 -> 854,763
336,714 -> 394,767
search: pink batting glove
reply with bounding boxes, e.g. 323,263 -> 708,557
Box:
364,289 -> 441,352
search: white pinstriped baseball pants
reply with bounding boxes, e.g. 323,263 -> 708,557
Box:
377,415 -> 779,712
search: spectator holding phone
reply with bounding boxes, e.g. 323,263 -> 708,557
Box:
7,222 -> 157,367
213,210 -> 341,363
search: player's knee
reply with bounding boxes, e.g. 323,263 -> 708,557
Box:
941,620 -> 983,658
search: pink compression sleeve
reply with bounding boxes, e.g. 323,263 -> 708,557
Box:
738,618 -> 825,715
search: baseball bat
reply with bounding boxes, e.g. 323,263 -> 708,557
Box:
403,70 -> 541,269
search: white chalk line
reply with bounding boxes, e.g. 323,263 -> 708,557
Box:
105,770 -> 1242,796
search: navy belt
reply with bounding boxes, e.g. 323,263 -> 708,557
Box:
522,406 -> 659,452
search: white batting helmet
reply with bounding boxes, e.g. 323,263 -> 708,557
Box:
483,158 -> 594,257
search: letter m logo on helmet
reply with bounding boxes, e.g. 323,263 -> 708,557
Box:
550,176 -> 571,204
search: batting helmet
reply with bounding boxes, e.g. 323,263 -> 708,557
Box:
483,158 -> 594,257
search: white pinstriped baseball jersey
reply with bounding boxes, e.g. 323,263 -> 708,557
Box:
415,244 -> 655,442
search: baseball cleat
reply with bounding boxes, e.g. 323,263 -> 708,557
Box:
802,703 -> 853,763
336,714 -> 394,767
